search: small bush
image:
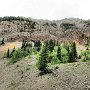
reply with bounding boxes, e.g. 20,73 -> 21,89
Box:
48,51 -> 60,65
81,50 -> 90,62
62,55 -> 68,63
10,49 -> 23,64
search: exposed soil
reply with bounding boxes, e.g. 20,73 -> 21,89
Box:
0,56 -> 90,90
0,42 -> 90,90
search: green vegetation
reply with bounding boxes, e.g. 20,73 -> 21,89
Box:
10,47 -> 15,58
81,49 -> 90,62
60,23 -> 76,30
34,40 -> 41,52
0,16 -> 26,21
8,41 -> 32,64
37,44 -> 48,73
85,44 -> 90,48
10,49 -> 24,63
72,42 -> 77,59
36,40 -> 78,73
6,39 -> 90,73
57,45 -> 62,62
48,39 -> 54,52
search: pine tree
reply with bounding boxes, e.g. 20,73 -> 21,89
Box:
72,42 -> 77,59
44,40 -> 49,51
21,40 -> 26,49
49,39 -> 54,52
56,40 -> 59,46
34,40 -> 41,52
67,46 -> 72,63
67,45 -> 76,63
37,40 -> 41,52
53,39 -> 56,46
63,43 -> 69,51
37,44 -> 48,73
69,50 -> 75,62
7,48 -> 10,58
10,47 -> 15,57
57,46 -> 62,62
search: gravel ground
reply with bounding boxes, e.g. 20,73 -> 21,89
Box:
0,57 -> 90,90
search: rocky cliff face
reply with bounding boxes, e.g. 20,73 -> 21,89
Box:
0,17 -> 90,45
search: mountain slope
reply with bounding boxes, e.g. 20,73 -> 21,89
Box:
0,57 -> 90,90
0,17 -> 90,44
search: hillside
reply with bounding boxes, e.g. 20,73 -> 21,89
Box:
0,42 -> 22,58
0,17 -> 90,90
0,57 -> 90,90
0,17 -> 90,45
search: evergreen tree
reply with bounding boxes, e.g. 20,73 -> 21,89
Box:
37,44 -> 48,73
44,40 -> 49,51
34,40 -> 41,52
69,51 -> 75,62
72,42 -> 77,59
67,46 -> 72,62
63,43 -> 69,51
37,40 -> 41,52
57,46 -> 62,62
34,41 -> 37,47
7,48 -> 10,58
53,39 -> 56,46
21,40 -> 26,49
56,40 -> 59,46
10,47 -> 15,57
67,45 -> 75,63
49,39 -> 54,52
28,43 -> 32,47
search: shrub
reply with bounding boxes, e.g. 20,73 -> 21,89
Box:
62,55 -> 69,63
48,50 -> 60,65
81,50 -> 90,62
10,49 -> 23,63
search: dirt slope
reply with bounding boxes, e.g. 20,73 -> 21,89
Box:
0,17 -> 90,45
0,56 -> 90,90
